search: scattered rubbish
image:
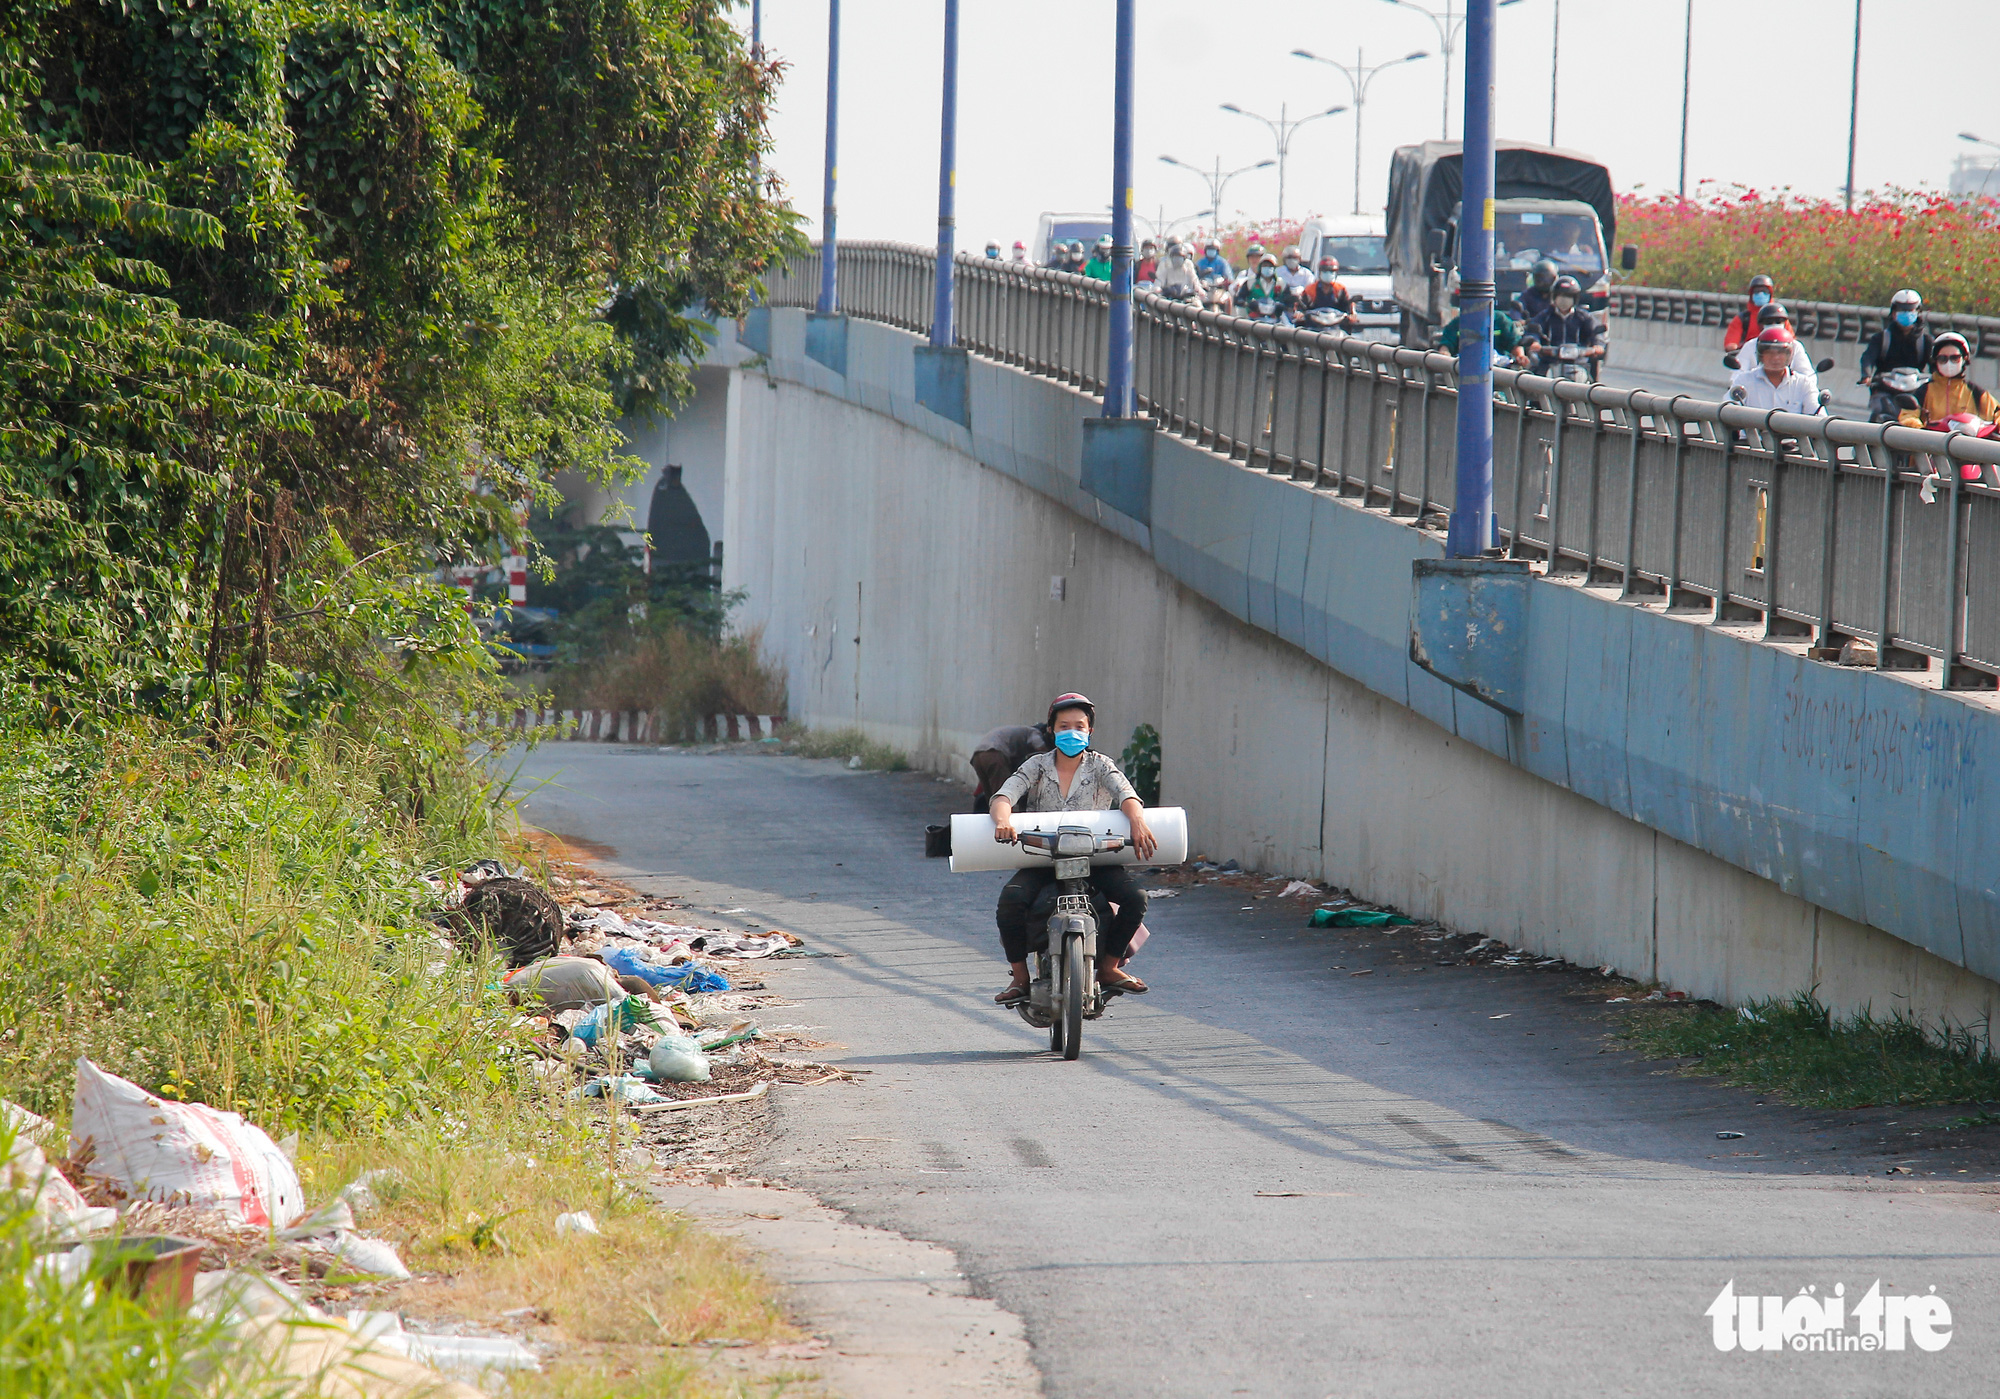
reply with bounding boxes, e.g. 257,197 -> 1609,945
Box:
278,1198 -> 357,1240
1140,888 -> 1181,897
1348,969 -> 1374,977
2,1100 -> 118,1240
345,1312 -> 541,1381
1240,906 -> 1254,911
689,931 -> 800,958
505,956 -> 627,1012
1598,965 -> 1614,977
631,1080 -> 770,1113
331,1231 -> 412,1280
1889,1166 -> 1914,1175
847,755 -> 863,769
647,1033 -> 714,1084
1607,997 -> 1632,1004
598,952 -> 731,994
1310,908 -> 1416,928
553,1211 -> 601,1237
574,1075 -> 671,1104
339,1169 -> 399,1213
1218,859 -> 1242,873
69,1059 -> 304,1228
439,875 -> 565,967
1716,1131 -> 1745,1140
1737,1006 -> 1763,1022
1279,880 -> 1317,899
569,998 -> 660,1048
694,1021 -> 761,1052
1489,1013 -> 1512,1020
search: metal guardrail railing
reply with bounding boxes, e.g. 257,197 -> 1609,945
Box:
1615,284 -> 2000,359
766,243 -> 2000,684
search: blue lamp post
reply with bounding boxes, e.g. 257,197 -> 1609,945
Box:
815,0 -> 839,315
1446,0 -> 1495,557
913,0 -> 971,424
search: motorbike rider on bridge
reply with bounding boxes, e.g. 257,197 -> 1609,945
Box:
1526,275 -> 1603,375
1156,239 -> 1204,302
1730,326 -> 1824,416
1516,258 -> 1560,321
1860,290 -> 1934,421
989,694 -> 1158,1004
1196,241 -> 1232,284
1724,275 -> 1777,354
1295,257 -> 1360,329
1896,333 -> 2000,430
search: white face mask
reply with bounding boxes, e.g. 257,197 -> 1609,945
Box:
1554,296 -> 1576,314
1939,358 -> 1966,379
1318,272 -> 1336,284
1259,268 -> 1276,281
1285,258 -> 1300,268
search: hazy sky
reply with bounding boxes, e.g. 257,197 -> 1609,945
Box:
741,0 -> 2000,248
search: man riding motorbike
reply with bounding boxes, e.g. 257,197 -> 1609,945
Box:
1516,258 -> 1560,321
1860,290 -> 1934,421
1083,235 -> 1115,282
1440,274 -> 1532,367
1155,238 -> 1204,302
990,694 -> 1158,1003
1011,240 -> 1028,264
1196,241 -> 1231,284
1237,255 -> 1293,323
1723,275 -> 1777,354
1723,302 -> 1820,389
1294,256 -> 1359,330
1527,275 -> 1603,376
1896,332 -> 2000,430
1231,242 -> 1269,301
1729,326 -> 1824,416
984,241 -> 1002,259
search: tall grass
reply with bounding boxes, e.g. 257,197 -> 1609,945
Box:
548,621 -> 787,740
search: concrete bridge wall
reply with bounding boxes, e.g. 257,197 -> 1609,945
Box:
721,307 -> 2000,1033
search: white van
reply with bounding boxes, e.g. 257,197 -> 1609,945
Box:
1296,215 -> 1397,336
1034,212 -> 1113,269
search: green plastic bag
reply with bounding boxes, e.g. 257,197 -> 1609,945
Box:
1309,907 -> 1415,928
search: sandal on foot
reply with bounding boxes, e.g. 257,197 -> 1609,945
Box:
1101,971 -> 1149,994
994,981 -> 1031,1005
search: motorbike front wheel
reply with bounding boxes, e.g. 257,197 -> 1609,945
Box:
1060,934 -> 1085,1061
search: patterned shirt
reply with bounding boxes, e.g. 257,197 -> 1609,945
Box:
995,750 -> 1139,814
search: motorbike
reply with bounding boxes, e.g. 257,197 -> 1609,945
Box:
1240,289 -> 1289,326
1298,304 -> 1356,334
1536,340 -> 1596,383
1009,825 -> 1131,1059
1200,273 -> 1231,314
1868,365 -> 1931,425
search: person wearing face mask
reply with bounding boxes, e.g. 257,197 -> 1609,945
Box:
1011,240 -> 1027,264
1155,238 -> 1203,301
1860,290 -> 1933,421
1195,241 -> 1232,283
1277,245 -> 1313,293
984,241 -> 1002,259
1231,242 -> 1269,301
1295,256 -> 1359,330
1723,302 -> 1819,389
1527,275 -> 1603,374
1897,333 -> 2000,430
1724,275 -> 1777,354
1238,255 -> 1293,323
1440,273 -> 1532,367
989,694 -> 1158,1002
1135,239 -> 1160,285
1083,235 -> 1115,282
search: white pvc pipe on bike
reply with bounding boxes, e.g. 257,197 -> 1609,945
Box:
947,807 -> 1189,873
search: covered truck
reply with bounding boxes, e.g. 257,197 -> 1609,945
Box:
1385,139 -> 1629,347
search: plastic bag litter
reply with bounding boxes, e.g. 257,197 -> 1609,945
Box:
331,1231 -> 411,1279
570,998 -> 659,1048
344,1312 -> 540,1381
505,956 -> 626,1012
69,1058 -> 304,1228
339,1168 -> 399,1213
693,1021 -> 759,1051
2,1101 -> 117,1240
553,1211 -> 601,1237
1279,880 -> 1317,898
572,1075 -> 670,1104
601,947 -> 730,993
1309,908 -> 1415,928
647,1033 -> 713,1083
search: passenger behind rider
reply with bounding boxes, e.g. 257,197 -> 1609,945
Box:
1729,326 -> 1824,416
1727,302 -> 1820,393
1277,245 -> 1313,293
1083,235 -> 1115,282
1516,258 -> 1560,322
1295,257 -> 1359,329
1723,275 -> 1777,354
1860,289 -> 1934,419
1527,276 -> 1603,371
1897,333 -> 2000,429
990,694 -> 1158,1003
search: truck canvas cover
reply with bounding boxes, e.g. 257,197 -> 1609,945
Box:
1386,140 -> 1616,306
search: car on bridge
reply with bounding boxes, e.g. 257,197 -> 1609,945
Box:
1297,215 -> 1398,338
1034,212 -> 1113,270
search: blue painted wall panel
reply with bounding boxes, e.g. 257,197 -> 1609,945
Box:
1556,589 -> 1635,817
1271,485 -> 1317,655
1622,613 -> 1709,853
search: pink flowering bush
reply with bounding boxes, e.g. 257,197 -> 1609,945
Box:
1620,186 -> 2000,315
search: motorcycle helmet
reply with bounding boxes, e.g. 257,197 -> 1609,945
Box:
1747,273 -> 1775,300
1754,324 -> 1795,355
1095,235 -> 1113,252
1551,275 -> 1581,307
1890,288 -> 1923,328
1246,242 -> 1266,261
1256,254 -> 1279,278
1317,256 -> 1340,273
1046,692 -> 1096,729
1756,302 -> 1791,328
1531,258 -> 1558,287
1283,245 -> 1302,264
1932,331 -> 1972,377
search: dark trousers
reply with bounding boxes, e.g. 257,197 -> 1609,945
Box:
969,749 -> 1012,813
996,866 -> 1147,963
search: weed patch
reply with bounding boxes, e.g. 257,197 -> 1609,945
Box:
778,726 -> 908,772
1618,992 -> 2000,1110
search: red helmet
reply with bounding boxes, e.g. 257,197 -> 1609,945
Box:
1046,692 -> 1096,728
1317,256 -> 1340,272
1754,324 -> 1795,353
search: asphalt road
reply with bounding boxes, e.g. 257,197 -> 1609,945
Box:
518,743 -> 2000,1398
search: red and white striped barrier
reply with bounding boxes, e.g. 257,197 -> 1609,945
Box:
459,710 -> 783,743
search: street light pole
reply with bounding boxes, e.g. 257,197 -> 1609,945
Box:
1103,0 -> 1136,418
929,0 -> 959,348
1291,47 -> 1430,216
1844,0 -> 1863,209
1678,0 -> 1692,197
1159,154 -> 1276,228
1381,0 -> 1524,139
1449,0 -> 1497,559
750,0 -> 762,177
1219,102 -> 1348,233
816,0 -> 839,314
1548,0 -> 1560,145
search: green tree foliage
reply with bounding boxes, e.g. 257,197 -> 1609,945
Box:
3,0 -> 796,721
